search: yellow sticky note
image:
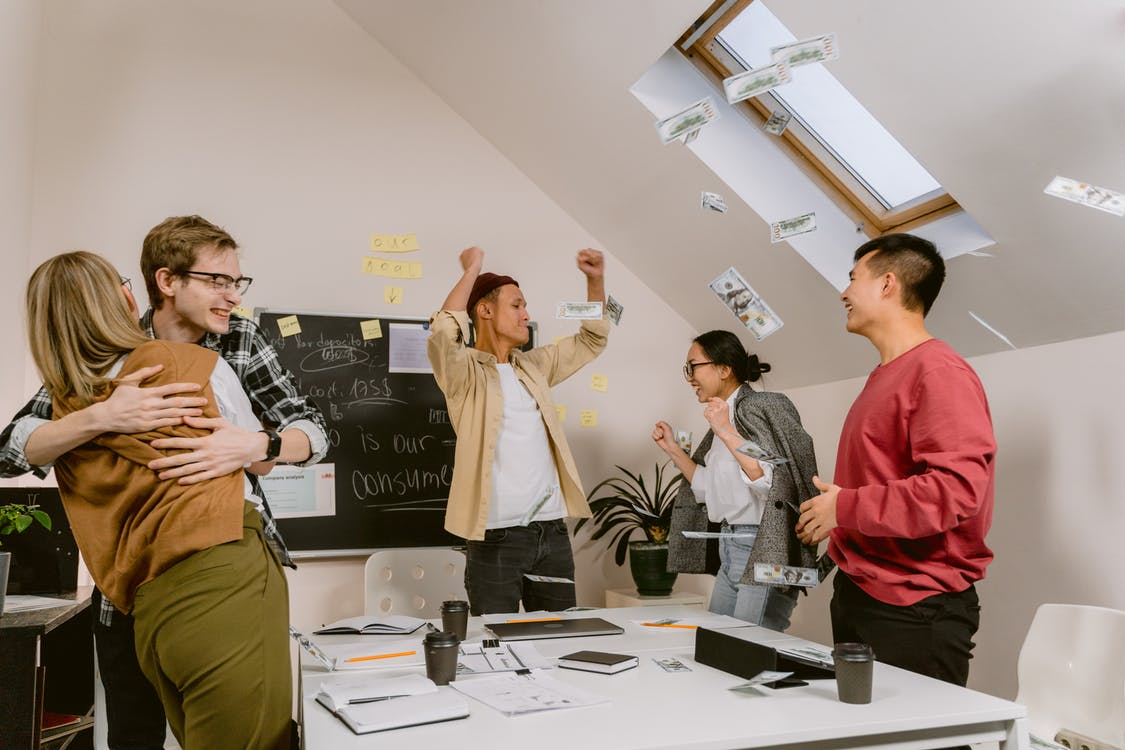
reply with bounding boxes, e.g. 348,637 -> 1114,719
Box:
384,286 -> 403,304
361,256 -> 386,275
591,374 -> 608,393
370,233 -> 420,253
360,319 -> 383,340
579,409 -> 598,428
231,305 -> 252,318
555,404 -> 567,422
277,315 -> 302,337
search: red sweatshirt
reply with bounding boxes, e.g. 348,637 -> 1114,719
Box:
828,338 -> 996,606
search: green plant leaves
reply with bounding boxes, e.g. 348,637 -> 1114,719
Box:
577,461 -> 685,565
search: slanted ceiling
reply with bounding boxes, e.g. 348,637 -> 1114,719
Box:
336,0 -> 1125,389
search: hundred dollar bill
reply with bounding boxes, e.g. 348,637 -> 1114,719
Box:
605,295 -> 624,326
674,429 -> 692,453
734,439 -> 790,465
770,33 -> 839,69
701,191 -> 727,213
556,301 -> 604,320
523,574 -> 575,584
729,670 -> 794,690
777,645 -> 834,668
1043,175 -> 1124,216
723,62 -> 792,105
709,267 -> 783,341
771,211 -> 817,242
762,109 -> 792,136
1029,735 -> 1069,750
754,563 -> 818,588
682,127 -> 701,145
654,97 -> 719,144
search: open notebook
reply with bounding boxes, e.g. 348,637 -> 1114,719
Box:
315,674 -> 469,734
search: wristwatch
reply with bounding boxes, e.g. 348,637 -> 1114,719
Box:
259,428 -> 282,462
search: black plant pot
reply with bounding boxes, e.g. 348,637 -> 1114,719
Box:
628,541 -> 677,596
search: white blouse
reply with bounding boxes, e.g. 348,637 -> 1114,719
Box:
689,391 -> 773,525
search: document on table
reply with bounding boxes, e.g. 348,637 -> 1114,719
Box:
450,670 -> 609,715
633,614 -> 750,630
457,641 -> 552,674
315,637 -> 425,670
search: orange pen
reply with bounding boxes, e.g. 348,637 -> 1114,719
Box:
641,622 -> 696,629
344,650 -> 417,663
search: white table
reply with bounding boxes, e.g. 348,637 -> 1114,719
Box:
604,587 -> 707,608
299,604 -> 1029,750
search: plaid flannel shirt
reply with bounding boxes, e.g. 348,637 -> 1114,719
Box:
0,310 -> 328,625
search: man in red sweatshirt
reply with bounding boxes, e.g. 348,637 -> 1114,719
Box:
796,233 -> 996,687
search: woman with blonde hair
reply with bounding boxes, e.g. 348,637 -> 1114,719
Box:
25,250 -> 290,749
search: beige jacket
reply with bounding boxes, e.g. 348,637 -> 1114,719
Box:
426,309 -> 609,540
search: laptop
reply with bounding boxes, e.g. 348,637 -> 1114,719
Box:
486,617 -> 624,641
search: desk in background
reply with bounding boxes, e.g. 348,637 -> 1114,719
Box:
604,587 -> 706,608
0,587 -> 95,749
300,604 -> 1029,750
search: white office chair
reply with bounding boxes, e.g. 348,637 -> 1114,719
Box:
363,547 -> 467,619
1015,603 -> 1125,748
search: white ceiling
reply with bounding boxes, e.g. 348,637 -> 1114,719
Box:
335,0 -> 1125,388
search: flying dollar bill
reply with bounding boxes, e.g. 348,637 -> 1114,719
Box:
763,110 -> 792,136
728,670 -> 794,690
734,439 -> 790,465
1043,176 -> 1124,217
654,98 -> 719,144
723,62 -> 792,105
556,301 -> 604,320
770,33 -> 839,69
754,563 -> 818,588
701,191 -> 728,213
605,295 -> 624,326
708,267 -> 783,341
771,212 -> 817,243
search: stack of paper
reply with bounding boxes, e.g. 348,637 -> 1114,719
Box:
450,670 -> 609,716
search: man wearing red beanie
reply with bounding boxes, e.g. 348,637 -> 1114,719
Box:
427,246 -> 609,614
796,233 -> 996,693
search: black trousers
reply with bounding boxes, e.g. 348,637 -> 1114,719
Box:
830,571 -> 980,687
91,588 -> 168,750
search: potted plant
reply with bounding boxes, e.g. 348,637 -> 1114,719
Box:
0,502 -> 52,615
577,462 -> 684,596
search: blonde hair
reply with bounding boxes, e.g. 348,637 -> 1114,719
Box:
26,251 -> 150,406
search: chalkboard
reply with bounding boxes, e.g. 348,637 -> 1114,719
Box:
257,311 -> 460,552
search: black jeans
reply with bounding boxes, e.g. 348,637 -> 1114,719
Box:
91,588 -> 167,750
465,519 -> 576,615
830,572 -> 981,687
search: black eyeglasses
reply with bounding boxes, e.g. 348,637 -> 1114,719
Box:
119,276 -> 132,291
683,361 -> 715,380
182,270 -> 253,295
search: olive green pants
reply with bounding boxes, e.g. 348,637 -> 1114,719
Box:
133,502 -> 291,750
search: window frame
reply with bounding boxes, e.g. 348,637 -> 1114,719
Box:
679,0 -> 959,236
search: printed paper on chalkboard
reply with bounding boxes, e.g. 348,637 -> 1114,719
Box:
388,323 -> 432,374
260,464 -> 336,519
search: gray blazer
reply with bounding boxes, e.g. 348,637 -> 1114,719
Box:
667,385 -> 820,590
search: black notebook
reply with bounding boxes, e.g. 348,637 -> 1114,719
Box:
557,650 -> 638,674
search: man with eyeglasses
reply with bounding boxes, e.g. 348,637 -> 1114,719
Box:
0,215 -> 327,749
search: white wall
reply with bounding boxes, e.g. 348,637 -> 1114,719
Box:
0,1 -> 41,424
18,0 -> 702,625
783,329 -> 1125,699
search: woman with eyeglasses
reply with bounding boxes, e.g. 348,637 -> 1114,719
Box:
24,251 -> 290,749
653,330 -> 819,630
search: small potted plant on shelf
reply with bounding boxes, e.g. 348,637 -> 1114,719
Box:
0,502 -> 52,614
576,462 -> 684,596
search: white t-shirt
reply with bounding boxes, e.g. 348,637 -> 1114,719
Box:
689,391 -> 773,525
486,363 -> 564,529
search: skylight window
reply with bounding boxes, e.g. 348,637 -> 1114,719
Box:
683,0 -> 959,232
717,3 -> 940,209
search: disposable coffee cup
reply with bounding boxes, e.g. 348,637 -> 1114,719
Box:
440,600 -> 470,641
423,630 -> 460,686
832,642 -> 874,704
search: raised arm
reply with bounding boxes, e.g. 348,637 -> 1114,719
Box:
441,246 -> 484,312
577,248 -> 605,304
